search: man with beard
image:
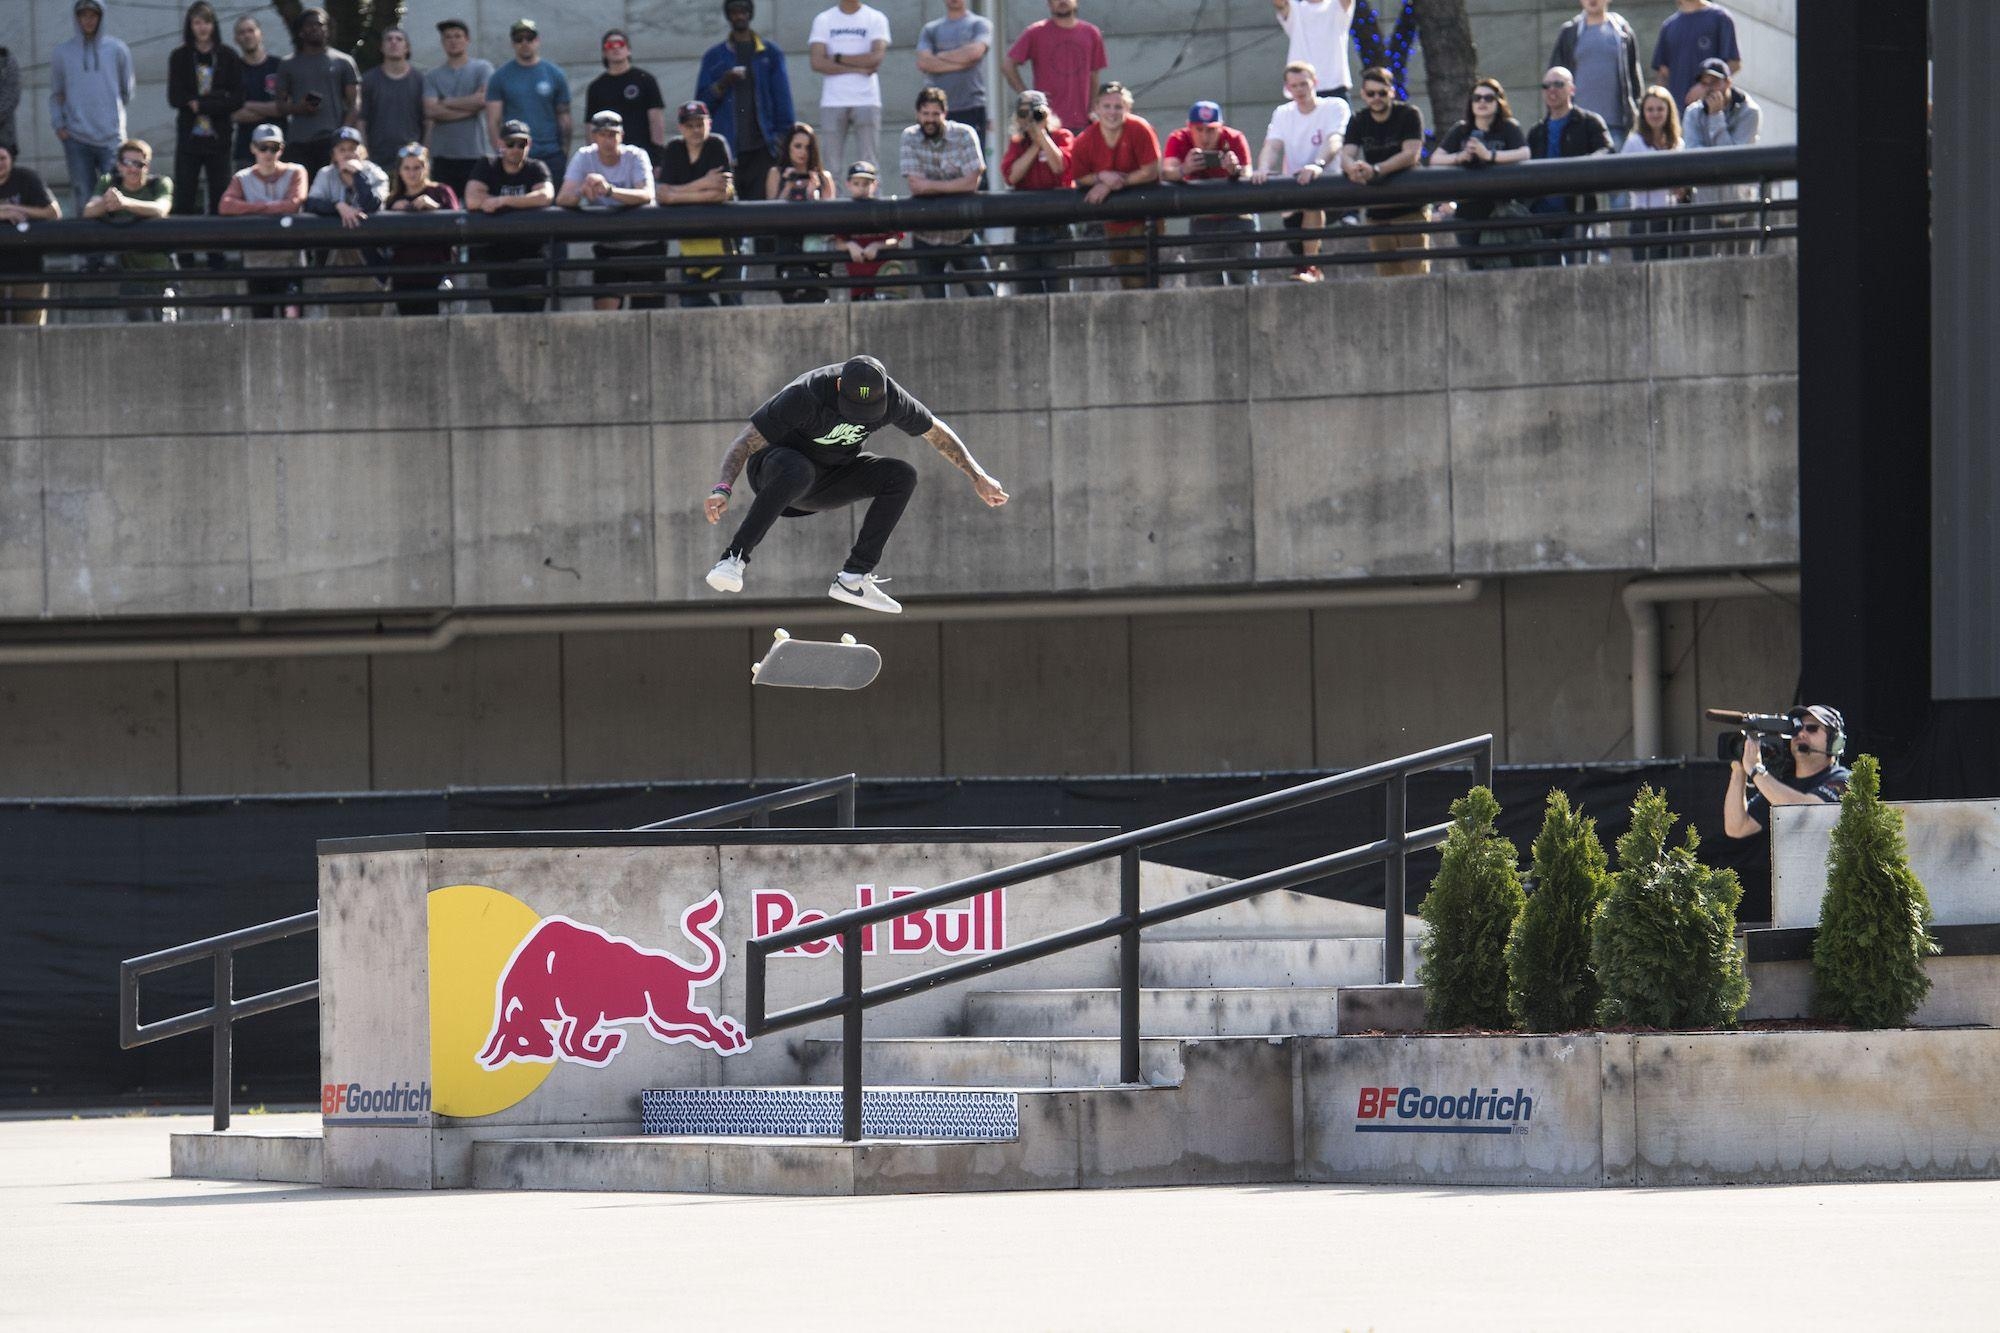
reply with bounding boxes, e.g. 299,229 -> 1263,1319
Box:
899,86 -> 990,298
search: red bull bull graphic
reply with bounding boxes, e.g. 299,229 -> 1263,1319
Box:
752,885 -> 1005,958
478,892 -> 750,1069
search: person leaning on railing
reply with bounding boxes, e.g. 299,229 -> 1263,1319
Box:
1620,85 -> 1688,261
1340,65 -> 1428,277
464,119 -> 556,314
556,108 -> 660,312
302,125 -> 389,317
1253,60 -> 1349,283
0,142 -> 62,327
1430,77 -> 1530,272
999,89 -> 1074,295
82,137 -> 176,320
1067,81 -> 1160,291
1161,100 -> 1256,288
383,142 -> 460,316
218,122 -> 307,318
768,120 -> 837,304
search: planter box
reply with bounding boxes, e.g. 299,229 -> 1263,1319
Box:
1302,1028 -> 2000,1186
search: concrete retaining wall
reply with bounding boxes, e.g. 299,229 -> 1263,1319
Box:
316,830 -> 1115,1188
1302,1029 -> 2000,1187
1772,798 -> 2000,929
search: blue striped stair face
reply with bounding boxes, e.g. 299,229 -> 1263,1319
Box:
641,1087 -> 1020,1140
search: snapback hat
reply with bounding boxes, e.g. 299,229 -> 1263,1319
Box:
590,109 -> 624,130
333,125 -> 363,145
1188,100 -> 1222,125
846,160 -> 878,179
499,118 -> 532,141
837,355 -> 891,424
1698,57 -> 1732,81
251,122 -> 284,145
679,100 -> 711,122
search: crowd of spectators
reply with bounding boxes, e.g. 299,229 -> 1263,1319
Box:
0,0 -> 1772,323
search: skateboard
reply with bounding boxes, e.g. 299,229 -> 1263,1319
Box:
751,629 -> 882,690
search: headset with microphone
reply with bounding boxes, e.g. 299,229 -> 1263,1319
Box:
1785,704 -> 1846,761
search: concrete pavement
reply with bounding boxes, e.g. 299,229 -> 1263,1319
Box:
5,1111 -> 1998,1330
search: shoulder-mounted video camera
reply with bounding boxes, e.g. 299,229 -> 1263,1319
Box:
1705,705 -> 1846,767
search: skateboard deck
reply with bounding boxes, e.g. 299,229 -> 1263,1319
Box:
751,630 -> 882,690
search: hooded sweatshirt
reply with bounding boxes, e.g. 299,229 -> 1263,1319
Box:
49,3 -> 136,147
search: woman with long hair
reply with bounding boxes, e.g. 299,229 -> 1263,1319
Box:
767,122 -> 837,303
166,0 -> 243,267
1621,86 -> 1688,261
1431,76 -> 1530,270
384,142 -> 461,315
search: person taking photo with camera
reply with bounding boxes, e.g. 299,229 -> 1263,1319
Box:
1723,704 -> 1851,839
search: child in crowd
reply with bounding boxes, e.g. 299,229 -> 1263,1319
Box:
830,160 -> 904,301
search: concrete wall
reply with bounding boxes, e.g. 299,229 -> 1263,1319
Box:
1770,799 -> 2000,931
2,0 -> 1794,199
0,571 -> 1799,794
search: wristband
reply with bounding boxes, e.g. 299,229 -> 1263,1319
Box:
1750,763 -> 1768,780
711,484 -> 732,496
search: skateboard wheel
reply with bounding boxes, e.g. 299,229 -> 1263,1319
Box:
774,628 -> 790,641
841,633 -> 856,646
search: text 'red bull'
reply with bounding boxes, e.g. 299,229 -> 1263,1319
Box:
477,892 -> 750,1069
752,885 -> 1005,959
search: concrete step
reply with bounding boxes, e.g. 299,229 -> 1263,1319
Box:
1138,936 -> 1421,988
799,1035 -> 1189,1087
965,986 -> 1343,1037
471,1038 -> 1294,1195
1141,862 -> 1424,941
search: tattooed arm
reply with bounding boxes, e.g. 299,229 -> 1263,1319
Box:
923,419 -> 1010,508
704,421 -> 770,524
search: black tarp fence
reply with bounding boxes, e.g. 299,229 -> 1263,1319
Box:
1,760 -> 1755,1109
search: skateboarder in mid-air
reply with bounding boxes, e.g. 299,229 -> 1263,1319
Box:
703,355 -> 1009,613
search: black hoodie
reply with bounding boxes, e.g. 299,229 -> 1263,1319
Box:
166,7 -> 244,148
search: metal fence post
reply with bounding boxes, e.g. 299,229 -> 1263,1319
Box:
842,923 -> 863,1142
836,781 -> 857,828
1142,223 -> 1160,289
1383,774 -> 1407,984
212,950 -> 233,1131
1119,849 -> 1141,1084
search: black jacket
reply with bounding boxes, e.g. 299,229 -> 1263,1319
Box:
167,43 -> 245,147
1528,105 -> 1611,214
1550,11 -> 1644,131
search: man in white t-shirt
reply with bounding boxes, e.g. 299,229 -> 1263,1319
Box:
1253,62 -> 1351,282
1273,0 -> 1355,99
809,0 -> 890,182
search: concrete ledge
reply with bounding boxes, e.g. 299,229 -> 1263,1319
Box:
1334,984 -> 1428,1034
170,1131 -> 322,1184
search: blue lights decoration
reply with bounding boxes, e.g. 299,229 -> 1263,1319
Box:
1352,0 -> 1423,101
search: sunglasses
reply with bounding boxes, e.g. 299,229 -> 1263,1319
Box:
603,39 -> 627,49
1470,92 -> 1497,102
117,157 -> 148,168
503,137 -> 531,148
512,32 -> 538,42
253,142 -> 282,152
1362,88 -> 1390,98
1541,81 -> 1569,90
397,144 -> 426,159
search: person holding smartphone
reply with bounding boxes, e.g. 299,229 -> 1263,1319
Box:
275,6 -> 358,180
1162,100 -> 1256,287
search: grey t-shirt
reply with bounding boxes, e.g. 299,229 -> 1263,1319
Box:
1572,20 -> 1626,131
360,65 -> 427,163
917,13 -> 993,113
562,143 -> 655,208
422,58 -> 494,160
277,50 -> 360,143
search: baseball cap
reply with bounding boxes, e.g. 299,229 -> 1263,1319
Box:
1017,89 -> 1049,110
678,100 -> 711,123
436,18 -> 470,34
837,355 -> 891,424
846,160 -> 877,179
1789,704 -> 1843,732
74,0 -> 103,13
510,17 -> 539,37
589,109 -> 624,130
251,123 -> 284,145
1699,57 -> 1732,81
499,118 -> 532,140
334,125 -> 363,145
1187,100 -> 1222,125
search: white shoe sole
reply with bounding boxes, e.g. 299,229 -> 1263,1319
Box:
829,581 -> 902,614
706,567 -> 744,593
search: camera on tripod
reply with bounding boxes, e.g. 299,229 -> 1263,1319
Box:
1705,708 -> 1801,766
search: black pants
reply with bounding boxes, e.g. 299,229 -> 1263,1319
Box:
294,137 -> 334,182
726,447 -> 917,576
432,157 -> 480,202
913,238 -> 993,299
174,137 -> 233,270
1012,223 -> 1071,293
477,246 -> 548,312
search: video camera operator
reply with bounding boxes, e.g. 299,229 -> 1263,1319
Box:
1721,704 -> 1851,839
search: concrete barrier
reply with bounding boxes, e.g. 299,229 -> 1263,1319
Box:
1772,798 -> 2000,928
314,828 -> 1116,1188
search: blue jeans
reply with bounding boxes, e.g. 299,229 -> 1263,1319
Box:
62,137 -> 119,214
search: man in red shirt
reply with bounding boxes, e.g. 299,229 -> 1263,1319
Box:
1066,81 -> 1158,289
1162,100 -> 1255,286
999,88 -> 1073,292
1001,0 -> 1106,135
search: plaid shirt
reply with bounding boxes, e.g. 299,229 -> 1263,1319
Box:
899,121 -> 985,244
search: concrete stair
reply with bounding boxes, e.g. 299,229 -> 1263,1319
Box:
799,1035 -> 1190,1087
1139,935 -> 1421,987
964,986 -> 1346,1037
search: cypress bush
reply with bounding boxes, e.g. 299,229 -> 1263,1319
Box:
1592,786 -> 1750,1029
1506,790 -> 1611,1031
1811,755 -> 1939,1027
1417,786 -> 1524,1030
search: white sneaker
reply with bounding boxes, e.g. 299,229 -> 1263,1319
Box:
705,553 -> 747,593
829,572 -> 902,614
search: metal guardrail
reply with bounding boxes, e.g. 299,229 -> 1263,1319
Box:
4,146 -> 1794,312
117,774 -> 861,1129
118,911 -> 319,1132
744,735 -> 1495,1141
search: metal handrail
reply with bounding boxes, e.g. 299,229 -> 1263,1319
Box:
118,910 -> 320,1131
118,774 -> 861,1130
632,773 -> 858,831
745,735 -> 1494,1140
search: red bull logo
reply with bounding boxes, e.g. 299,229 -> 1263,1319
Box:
477,892 -> 750,1069
752,885 -> 1005,958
